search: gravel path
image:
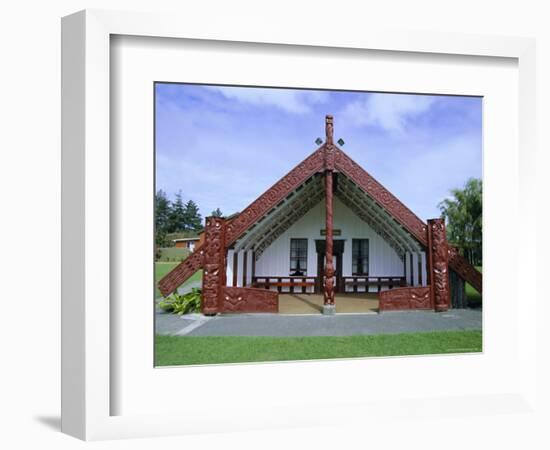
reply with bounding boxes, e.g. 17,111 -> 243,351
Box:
155,308 -> 482,337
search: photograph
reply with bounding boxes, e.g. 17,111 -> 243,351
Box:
1,0 -> 543,445
153,83 -> 483,366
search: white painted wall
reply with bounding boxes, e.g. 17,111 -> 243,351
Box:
237,250 -> 244,287
405,252 -> 411,286
254,197 -> 411,291
228,198 -> 429,291
226,249 -> 254,287
226,249 -> 234,286
404,251 -> 428,287
414,254 -> 418,285
421,252 -> 427,287
245,250 -> 252,286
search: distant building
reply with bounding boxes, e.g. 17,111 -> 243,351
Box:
172,237 -> 200,252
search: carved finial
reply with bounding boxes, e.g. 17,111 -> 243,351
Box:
325,114 -> 334,145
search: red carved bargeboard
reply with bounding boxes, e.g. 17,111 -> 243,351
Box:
439,246 -> 478,293
334,149 -> 428,244
222,287 -> 278,313
158,247 -> 204,298
379,286 -> 431,311
225,148 -> 325,245
448,246 -> 482,293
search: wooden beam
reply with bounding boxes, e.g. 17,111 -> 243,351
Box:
158,248 -> 203,297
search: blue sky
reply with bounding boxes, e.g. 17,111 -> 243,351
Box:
155,83 -> 482,221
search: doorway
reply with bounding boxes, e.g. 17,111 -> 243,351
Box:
315,239 -> 345,294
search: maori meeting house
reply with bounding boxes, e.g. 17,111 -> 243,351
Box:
158,115 -> 482,315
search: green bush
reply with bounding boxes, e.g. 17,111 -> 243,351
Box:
158,288 -> 201,315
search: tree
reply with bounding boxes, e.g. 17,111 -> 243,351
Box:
168,191 -> 186,233
211,208 -> 223,218
155,190 -> 171,246
184,199 -> 203,231
438,178 -> 482,266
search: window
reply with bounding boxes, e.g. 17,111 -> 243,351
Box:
290,239 -> 308,275
352,239 -> 369,275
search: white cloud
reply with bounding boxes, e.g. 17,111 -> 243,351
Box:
206,86 -> 329,114
341,93 -> 436,133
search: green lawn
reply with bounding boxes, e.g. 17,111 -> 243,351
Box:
155,330 -> 482,366
156,247 -> 190,262
155,262 -> 202,298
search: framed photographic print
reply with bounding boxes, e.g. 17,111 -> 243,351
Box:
62,9 -> 538,441
152,82 -> 483,367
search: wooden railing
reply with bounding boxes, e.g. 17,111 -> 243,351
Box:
343,276 -> 406,293
252,276 -> 317,293
252,276 -> 406,294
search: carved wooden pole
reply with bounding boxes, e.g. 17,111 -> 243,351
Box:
324,170 -> 335,308
427,218 -> 451,312
323,115 -> 336,313
201,216 -> 227,315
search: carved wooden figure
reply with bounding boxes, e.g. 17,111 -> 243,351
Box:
324,169 -> 335,306
201,216 -> 227,315
323,115 -> 336,309
427,218 -> 451,312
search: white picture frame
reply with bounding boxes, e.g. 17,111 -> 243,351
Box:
61,9 -> 538,441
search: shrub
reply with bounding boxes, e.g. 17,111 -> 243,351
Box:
158,288 -> 201,315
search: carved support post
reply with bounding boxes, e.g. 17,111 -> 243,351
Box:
427,218 -> 451,312
324,170 -> 335,308
201,217 -> 227,315
323,115 -> 336,313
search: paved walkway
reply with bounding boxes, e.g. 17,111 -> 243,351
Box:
155,308 -> 482,337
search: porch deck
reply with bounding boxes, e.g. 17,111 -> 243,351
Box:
278,293 -> 379,314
